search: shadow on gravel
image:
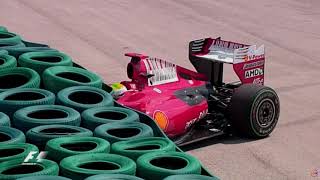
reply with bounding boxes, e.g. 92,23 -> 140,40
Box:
181,135 -> 261,151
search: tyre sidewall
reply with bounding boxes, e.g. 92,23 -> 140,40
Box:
250,89 -> 280,137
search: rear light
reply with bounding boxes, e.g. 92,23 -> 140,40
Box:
153,111 -> 168,130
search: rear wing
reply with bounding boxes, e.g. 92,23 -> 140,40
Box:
189,37 -> 265,85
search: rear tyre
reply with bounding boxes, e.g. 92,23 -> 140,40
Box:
228,84 -> 280,138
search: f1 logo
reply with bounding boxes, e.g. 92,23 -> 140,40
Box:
23,151 -> 47,164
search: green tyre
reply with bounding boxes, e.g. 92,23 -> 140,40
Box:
0,159 -> 59,180
0,54 -> 16,70
17,176 -> 71,180
42,66 -> 102,93
0,67 -> 40,93
164,174 -> 220,180
5,47 -> 57,59
0,50 -> 8,55
0,88 -> 55,117
18,51 -> 72,75
0,42 -> 25,49
111,137 -> 176,160
26,125 -> 93,150
45,136 -> 110,162
0,126 -> 25,144
13,105 -> 81,132
57,86 -> 114,113
0,143 -> 38,163
85,174 -> 143,180
0,26 -> 7,32
82,107 -> 138,131
0,31 -> 22,46
0,112 -> 10,126
60,153 -> 136,180
137,151 -> 202,180
94,122 -> 153,143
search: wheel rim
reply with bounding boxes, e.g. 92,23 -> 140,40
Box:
256,98 -> 275,128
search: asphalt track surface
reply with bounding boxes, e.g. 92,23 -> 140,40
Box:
1,0 -> 319,179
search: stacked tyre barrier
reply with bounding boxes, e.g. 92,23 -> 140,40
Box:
0,27 -> 219,180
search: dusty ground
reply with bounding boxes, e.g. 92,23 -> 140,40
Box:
1,0 -> 319,179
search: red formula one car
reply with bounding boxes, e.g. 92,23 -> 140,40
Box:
113,37 -> 280,146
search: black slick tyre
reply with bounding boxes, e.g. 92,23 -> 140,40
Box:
137,151 -> 202,180
45,136 -> 110,162
60,153 -> 136,180
13,105 -> 81,132
94,122 -> 153,143
82,107 -> 138,131
228,84 -> 280,138
57,86 -> 114,113
42,66 -> 102,93
0,88 -> 55,117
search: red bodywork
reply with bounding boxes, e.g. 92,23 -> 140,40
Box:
117,53 -> 209,137
117,38 -> 266,137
